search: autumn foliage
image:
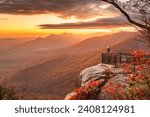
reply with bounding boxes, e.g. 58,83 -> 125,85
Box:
73,50 -> 150,100
121,50 -> 150,99
72,80 -> 104,100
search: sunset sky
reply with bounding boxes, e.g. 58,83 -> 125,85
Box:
0,0 -> 135,38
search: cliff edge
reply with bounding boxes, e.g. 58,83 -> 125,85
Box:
65,63 -> 128,100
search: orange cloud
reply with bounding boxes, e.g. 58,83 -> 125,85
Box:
39,16 -> 129,29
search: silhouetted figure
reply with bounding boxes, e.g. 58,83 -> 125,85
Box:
106,47 -> 111,64
107,47 -> 111,53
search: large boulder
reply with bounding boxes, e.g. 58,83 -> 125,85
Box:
98,73 -> 128,100
65,63 -> 128,100
80,63 -> 123,86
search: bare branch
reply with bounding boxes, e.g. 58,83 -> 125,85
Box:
101,0 -> 150,31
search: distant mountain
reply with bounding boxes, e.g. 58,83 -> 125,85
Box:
4,31 -> 144,100
0,38 -> 27,50
112,37 -> 150,52
0,33 -> 86,79
62,31 -> 137,54
87,31 -> 113,37
8,33 -> 86,52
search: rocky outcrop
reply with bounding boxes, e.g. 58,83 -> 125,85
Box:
65,63 -> 128,100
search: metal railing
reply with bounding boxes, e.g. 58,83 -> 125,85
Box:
101,52 -> 135,66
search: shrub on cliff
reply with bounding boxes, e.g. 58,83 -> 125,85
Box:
121,50 -> 150,99
72,50 -> 150,100
0,82 -> 18,100
73,80 -> 103,100
103,50 -> 150,99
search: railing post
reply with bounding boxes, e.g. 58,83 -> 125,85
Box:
120,53 -> 122,64
114,54 -> 117,67
108,53 -> 110,63
102,52 -> 104,63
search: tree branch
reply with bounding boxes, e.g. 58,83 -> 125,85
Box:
101,0 -> 150,31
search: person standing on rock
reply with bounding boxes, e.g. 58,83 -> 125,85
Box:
107,47 -> 111,63
107,47 -> 111,53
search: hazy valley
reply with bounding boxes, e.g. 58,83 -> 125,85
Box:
0,32 -> 149,99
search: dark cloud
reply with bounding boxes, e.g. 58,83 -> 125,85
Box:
0,0 -> 126,29
0,0 -> 114,19
39,16 -> 128,29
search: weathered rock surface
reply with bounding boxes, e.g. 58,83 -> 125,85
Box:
80,63 -> 123,86
65,63 -> 128,100
98,73 -> 128,100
